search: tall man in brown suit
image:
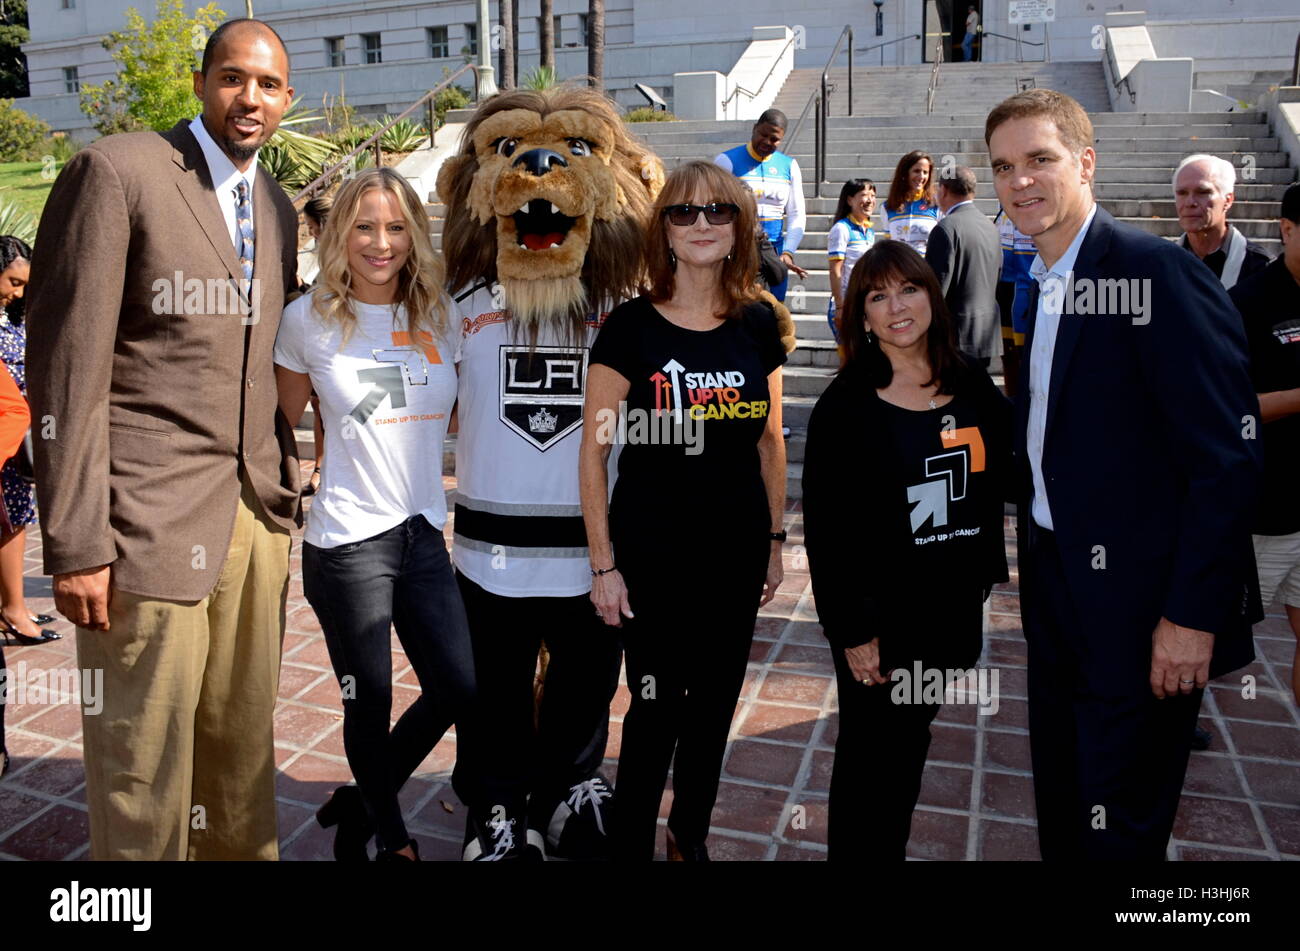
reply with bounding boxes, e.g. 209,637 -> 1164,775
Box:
25,19 -> 301,860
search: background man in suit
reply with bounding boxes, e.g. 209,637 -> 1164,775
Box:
1173,154 -> 1271,290
987,89 -> 1261,860
25,18 -> 301,860
926,165 -> 1002,367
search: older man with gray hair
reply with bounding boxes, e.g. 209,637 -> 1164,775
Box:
1173,153 -> 1271,288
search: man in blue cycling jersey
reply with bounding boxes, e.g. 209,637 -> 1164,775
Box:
715,109 -> 807,302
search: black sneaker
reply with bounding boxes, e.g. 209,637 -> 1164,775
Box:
538,775 -> 615,861
462,814 -> 545,862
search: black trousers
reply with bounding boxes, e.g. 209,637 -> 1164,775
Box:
827,587 -> 984,860
611,537 -> 768,861
453,571 -> 622,818
303,515 -> 479,851
1022,525 -> 1201,860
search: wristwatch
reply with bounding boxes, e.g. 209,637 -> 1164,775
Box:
770,530 -> 787,543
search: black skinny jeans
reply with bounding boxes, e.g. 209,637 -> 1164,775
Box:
827,586 -> 984,860
303,515 -> 478,851
611,534 -> 769,861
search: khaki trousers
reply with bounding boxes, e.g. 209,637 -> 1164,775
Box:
77,476 -> 291,860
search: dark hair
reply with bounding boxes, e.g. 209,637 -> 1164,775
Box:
200,18 -> 290,75
0,235 -> 31,271
755,108 -> 787,131
644,160 -> 760,319
303,194 -> 332,227
833,179 -> 875,223
938,165 -> 977,197
838,240 -> 968,393
1281,182 -> 1300,224
886,150 -> 936,213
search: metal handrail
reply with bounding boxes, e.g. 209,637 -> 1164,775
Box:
926,36 -> 943,114
979,29 -> 1044,46
1292,31 -> 1299,87
858,34 -> 922,67
978,28 -> 1045,64
292,63 -> 479,204
784,84 -> 820,155
821,24 -> 855,121
720,31 -> 799,118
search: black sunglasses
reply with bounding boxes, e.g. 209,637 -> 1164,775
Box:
663,202 -> 740,226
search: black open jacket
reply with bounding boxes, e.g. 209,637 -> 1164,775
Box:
801,358 -> 1014,651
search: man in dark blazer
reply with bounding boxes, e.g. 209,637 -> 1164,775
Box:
986,90 -> 1262,860
25,19 -> 301,860
926,165 -> 1002,367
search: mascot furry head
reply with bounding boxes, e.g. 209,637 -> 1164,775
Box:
437,84 -> 664,333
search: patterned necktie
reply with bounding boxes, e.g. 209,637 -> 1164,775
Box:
235,178 -> 255,285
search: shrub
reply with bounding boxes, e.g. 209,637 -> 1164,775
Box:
433,84 -> 470,126
624,107 -> 676,123
0,98 -> 52,162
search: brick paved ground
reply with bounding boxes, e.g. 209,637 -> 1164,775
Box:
1,461 -> 1298,860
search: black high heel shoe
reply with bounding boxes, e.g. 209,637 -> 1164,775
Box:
0,616 -> 61,646
29,614 -> 56,626
376,838 -> 420,862
316,785 -> 374,861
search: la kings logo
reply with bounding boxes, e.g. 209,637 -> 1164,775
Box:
499,345 -> 586,450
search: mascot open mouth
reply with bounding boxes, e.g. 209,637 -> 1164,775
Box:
513,199 -> 576,250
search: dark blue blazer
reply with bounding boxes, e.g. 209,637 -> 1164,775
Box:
1015,207 -> 1261,684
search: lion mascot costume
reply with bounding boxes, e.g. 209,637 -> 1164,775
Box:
437,85 -> 661,861
438,85 -> 794,861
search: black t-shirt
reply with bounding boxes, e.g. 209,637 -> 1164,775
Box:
882,391 -> 988,574
590,295 -> 787,542
1231,258 -> 1300,535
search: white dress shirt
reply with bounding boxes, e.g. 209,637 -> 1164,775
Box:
1026,202 -> 1098,530
188,115 -> 258,254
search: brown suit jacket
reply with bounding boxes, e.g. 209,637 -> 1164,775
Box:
26,120 -> 301,602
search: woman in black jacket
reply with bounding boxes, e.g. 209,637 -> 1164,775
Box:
802,240 -> 1012,860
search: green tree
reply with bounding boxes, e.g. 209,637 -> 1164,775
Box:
0,96 -> 50,161
0,0 -> 30,100
78,0 -> 226,136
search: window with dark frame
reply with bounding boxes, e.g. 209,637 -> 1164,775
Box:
464,23 -> 478,56
63,66 -> 79,94
362,33 -> 382,65
325,37 -> 344,68
428,26 -> 449,59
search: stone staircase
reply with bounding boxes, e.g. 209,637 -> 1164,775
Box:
771,60 -> 1112,118
302,64 -> 1293,503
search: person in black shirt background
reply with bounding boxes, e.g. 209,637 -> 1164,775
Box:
802,240 -> 1012,860
1230,182 -> 1300,705
580,160 -> 789,861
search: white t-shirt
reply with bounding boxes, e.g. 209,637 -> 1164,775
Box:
274,290 -> 460,548
451,284 -> 617,598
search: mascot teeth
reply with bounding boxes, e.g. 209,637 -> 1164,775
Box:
514,198 -> 575,251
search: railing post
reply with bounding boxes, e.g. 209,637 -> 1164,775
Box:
815,92 -> 824,199
374,139 -> 382,169
848,28 -> 853,115
427,98 -> 436,148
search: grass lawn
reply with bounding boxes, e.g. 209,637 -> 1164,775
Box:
0,162 -> 55,219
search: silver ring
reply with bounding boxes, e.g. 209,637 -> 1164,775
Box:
1179,679 -> 1195,685
861,678 -> 871,685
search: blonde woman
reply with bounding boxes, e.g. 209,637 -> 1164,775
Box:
274,168 -> 477,862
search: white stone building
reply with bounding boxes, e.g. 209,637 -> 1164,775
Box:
18,0 -> 1300,133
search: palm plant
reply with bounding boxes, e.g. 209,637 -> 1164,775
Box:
522,65 -> 558,90
378,117 -> 428,153
0,198 -> 37,244
267,97 -> 336,178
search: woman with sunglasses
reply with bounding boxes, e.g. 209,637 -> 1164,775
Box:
580,160 -> 788,861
